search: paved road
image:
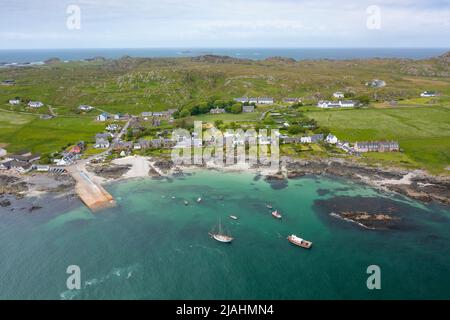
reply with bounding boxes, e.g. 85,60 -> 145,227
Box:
260,108 -> 274,121
78,117 -> 133,164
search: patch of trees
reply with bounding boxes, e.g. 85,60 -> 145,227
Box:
290,102 -> 304,109
287,125 -> 305,135
174,99 -> 239,118
356,95 -> 370,105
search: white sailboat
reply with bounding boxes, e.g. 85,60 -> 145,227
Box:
209,221 -> 234,243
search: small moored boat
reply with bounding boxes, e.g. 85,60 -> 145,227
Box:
184,200 -> 189,206
197,197 -> 202,203
266,204 -> 273,209
229,215 -> 238,220
271,210 -> 282,219
287,234 -> 312,249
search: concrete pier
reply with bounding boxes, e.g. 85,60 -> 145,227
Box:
67,166 -> 116,212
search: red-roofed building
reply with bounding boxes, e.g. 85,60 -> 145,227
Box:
70,146 -> 81,154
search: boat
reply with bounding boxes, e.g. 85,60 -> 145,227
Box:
271,210 -> 282,219
266,204 -> 273,209
197,197 -> 202,203
287,235 -> 312,249
184,200 -> 189,206
209,221 -> 234,243
229,215 -> 238,220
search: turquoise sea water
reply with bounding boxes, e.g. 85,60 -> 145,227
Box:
0,171 -> 449,299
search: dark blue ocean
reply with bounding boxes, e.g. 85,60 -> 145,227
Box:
0,48 -> 447,64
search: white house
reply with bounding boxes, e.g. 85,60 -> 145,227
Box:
78,105 -> 94,111
54,158 -> 70,166
12,162 -> 33,173
248,97 -> 258,104
420,91 -> 437,97
153,111 -> 168,117
300,136 -> 311,143
9,99 -> 20,105
258,97 -> 274,104
34,165 -> 50,172
366,79 -> 386,88
283,98 -> 300,104
106,124 -> 120,132
333,92 -> 344,99
0,161 -> 10,170
317,100 -> 341,108
210,107 -> 226,114
28,101 -> 44,108
340,100 -> 356,107
326,134 -> 338,144
234,97 -> 249,103
96,112 -> 110,122
94,138 -> 110,149
242,105 -> 255,113
317,100 -> 356,108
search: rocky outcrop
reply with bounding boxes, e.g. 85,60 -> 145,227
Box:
0,175 -> 28,196
153,159 -> 174,171
0,199 -> 11,207
191,55 -> 250,64
331,211 -> 400,230
90,165 -> 131,179
44,57 -> 62,65
264,56 -> 296,63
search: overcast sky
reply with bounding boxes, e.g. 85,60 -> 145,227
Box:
1,0 -> 449,49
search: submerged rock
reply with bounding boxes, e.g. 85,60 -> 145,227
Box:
0,199 -> 11,207
28,205 -> 42,213
154,159 -> 174,170
314,196 -> 412,231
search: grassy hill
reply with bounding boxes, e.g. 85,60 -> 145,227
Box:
1,54 -> 449,115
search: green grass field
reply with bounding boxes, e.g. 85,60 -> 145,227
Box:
306,106 -> 450,173
0,111 -> 104,154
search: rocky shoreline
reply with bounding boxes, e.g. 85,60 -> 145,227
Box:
1,156 -> 449,213
280,157 -> 450,206
0,172 -> 78,213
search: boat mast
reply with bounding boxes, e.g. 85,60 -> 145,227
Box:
218,220 -> 222,235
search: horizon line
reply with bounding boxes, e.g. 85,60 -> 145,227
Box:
0,47 -> 449,50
